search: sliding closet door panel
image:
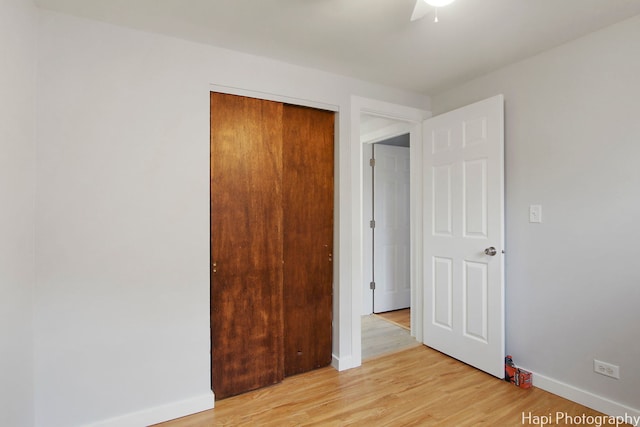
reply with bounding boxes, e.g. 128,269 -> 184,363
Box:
282,104 -> 334,376
210,92 -> 284,399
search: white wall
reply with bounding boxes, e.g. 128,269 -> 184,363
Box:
35,10 -> 429,426
0,1 -> 37,426
432,14 -> 640,415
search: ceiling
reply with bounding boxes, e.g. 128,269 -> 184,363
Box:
35,0 -> 640,95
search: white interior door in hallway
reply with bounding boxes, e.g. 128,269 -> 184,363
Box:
423,95 -> 505,378
371,143 -> 411,313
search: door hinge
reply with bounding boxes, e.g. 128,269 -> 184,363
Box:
369,220 -> 376,228
369,158 -> 376,167
370,281 -> 376,290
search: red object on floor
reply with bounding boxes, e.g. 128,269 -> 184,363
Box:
505,355 -> 532,389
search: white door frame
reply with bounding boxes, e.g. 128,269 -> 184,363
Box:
349,96 -> 430,368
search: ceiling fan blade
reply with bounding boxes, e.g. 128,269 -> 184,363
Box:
410,0 -> 433,21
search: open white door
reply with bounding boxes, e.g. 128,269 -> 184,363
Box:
373,144 -> 411,313
423,95 -> 504,378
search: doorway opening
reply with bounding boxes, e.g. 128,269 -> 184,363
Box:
359,112 -> 421,357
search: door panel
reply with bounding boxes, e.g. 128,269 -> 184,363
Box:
210,93 -> 285,399
282,105 -> 334,376
463,159 -> 488,237
432,165 -> 452,236
423,95 -> 504,378
373,144 -> 411,313
463,260 -> 488,342
433,256 -> 452,329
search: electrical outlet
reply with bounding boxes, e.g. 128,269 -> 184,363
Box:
594,359 -> 620,379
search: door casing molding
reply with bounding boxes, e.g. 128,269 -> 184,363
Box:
346,96 -> 430,370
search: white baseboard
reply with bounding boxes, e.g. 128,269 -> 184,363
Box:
525,367 -> 640,426
332,353 -> 360,372
331,353 -> 346,371
85,392 -> 214,427
331,353 -> 340,370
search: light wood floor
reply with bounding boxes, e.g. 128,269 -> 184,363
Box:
361,314 -> 419,360
375,308 -> 410,330
155,345 -> 624,426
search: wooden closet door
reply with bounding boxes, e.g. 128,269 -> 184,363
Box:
210,92 -> 284,399
282,105 -> 334,376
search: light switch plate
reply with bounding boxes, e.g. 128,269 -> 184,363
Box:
529,205 -> 542,223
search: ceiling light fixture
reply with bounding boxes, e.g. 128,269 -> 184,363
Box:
423,0 -> 456,22
410,0 -> 456,22
423,0 -> 456,6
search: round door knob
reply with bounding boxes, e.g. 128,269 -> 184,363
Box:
484,247 -> 497,256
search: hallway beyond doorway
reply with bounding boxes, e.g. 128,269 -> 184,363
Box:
361,313 -> 418,360
375,308 -> 410,330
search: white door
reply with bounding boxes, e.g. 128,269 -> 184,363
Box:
373,144 -> 411,313
423,95 -> 505,378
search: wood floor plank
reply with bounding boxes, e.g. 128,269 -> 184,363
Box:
154,345 -> 628,426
